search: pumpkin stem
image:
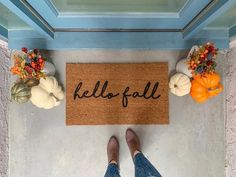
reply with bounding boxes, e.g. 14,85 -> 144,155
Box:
49,93 -> 60,102
174,84 -> 178,88
208,87 -> 217,91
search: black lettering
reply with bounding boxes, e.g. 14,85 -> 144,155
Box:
122,87 -> 131,108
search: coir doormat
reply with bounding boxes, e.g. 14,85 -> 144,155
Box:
66,63 -> 169,125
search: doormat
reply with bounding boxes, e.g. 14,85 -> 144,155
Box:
66,63 -> 169,125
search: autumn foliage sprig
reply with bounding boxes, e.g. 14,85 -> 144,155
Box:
188,43 -> 218,75
10,48 -> 46,80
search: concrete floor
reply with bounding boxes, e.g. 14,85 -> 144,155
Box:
225,45 -> 236,177
0,44 -> 10,177
8,50 -> 225,177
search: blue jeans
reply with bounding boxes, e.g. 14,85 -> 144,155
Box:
104,153 -> 162,177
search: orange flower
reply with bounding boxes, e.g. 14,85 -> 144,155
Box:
39,61 -> 45,68
31,53 -> 36,58
11,48 -> 46,80
31,61 -> 36,68
10,66 -> 21,75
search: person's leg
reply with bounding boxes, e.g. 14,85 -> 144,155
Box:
104,136 -> 121,177
134,152 -> 162,177
125,129 -> 162,177
104,163 -> 120,177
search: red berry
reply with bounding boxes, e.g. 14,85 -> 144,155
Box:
24,66 -> 33,74
33,49 -> 39,55
22,47 -> 28,53
38,58 -> 43,63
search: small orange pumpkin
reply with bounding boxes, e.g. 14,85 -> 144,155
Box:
190,72 -> 223,103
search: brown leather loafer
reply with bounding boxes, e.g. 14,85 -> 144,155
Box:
107,136 -> 119,165
125,128 -> 141,158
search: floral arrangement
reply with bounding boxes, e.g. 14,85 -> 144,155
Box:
10,48 -> 46,80
169,42 -> 223,103
188,42 -> 218,75
10,48 -> 64,109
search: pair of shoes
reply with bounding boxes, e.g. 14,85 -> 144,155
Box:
107,128 -> 141,165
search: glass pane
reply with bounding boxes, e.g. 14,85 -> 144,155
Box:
51,0 -> 188,13
0,3 -> 31,29
208,4 -> 236,28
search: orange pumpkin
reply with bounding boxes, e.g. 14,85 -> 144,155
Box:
190,72 -> 223,103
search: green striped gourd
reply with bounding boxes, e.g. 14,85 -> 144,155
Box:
11,81 -> 31,104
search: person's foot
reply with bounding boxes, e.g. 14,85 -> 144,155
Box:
107,136 -> 119,165
125,128 -> 141,159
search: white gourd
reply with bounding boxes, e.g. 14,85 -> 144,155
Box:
30,76 -> 64,109
176,58 -> 192,77
175,45 -> 199,78
42,61 -> 56,76
169,73 -> 191,96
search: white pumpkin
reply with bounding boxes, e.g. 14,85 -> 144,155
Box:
176,58 -> 192,77
30,76 -> 64,109
175,45 -> 199,78
169,73 -> 191,96
42,61 -> 56,76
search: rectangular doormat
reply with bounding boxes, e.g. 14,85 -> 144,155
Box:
66,63 -> 169,125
